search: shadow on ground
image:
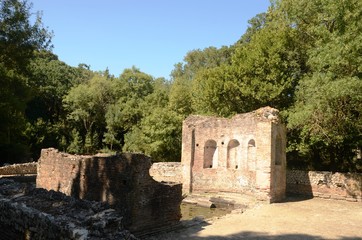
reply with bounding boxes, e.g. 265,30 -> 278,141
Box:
189,231 -> 362,240
145,228 -> 362,240
279,194 -> 313,203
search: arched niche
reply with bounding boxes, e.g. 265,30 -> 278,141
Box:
247,139 -> 256,171
227,139 -> 240,169
204,140 -> 217,168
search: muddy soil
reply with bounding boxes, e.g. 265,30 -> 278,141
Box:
146,197 -> 362,240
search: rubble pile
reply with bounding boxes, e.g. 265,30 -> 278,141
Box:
0,179 -> 137,239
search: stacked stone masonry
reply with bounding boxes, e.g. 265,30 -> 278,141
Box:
150,164 -> 362,202
287,170 -> 362,202
0,162 -> 37,176
0,178 -> 136,239
36,148 -> 182,233
181,107 -> 287,203
150,162 -> 183,183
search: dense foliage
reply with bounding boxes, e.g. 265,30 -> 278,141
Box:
1,0 -> 361,171
0,0 -> 51,162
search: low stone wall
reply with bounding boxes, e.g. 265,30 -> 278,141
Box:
286,170 -> 362,202
0,162 -> 37,176
150,162 -> 182,183
37,148 -> 182,233
150,162 -> 362,202
0,178 -> 136,239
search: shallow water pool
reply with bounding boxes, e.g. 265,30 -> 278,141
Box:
180,202 -> 231,220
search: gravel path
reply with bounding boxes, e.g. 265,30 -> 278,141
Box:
146,197 -> 362,240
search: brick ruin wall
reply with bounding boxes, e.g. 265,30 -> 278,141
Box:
150,163 -> 362,202
181,107 -> 287,203
0,162 -> 37,176
149,162 -> 183,183
36,148 -> 182,233
287,170 -> 362,202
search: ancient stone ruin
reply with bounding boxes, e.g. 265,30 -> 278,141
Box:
0,162 -> 37,176
181,106 -> 287,202
0,178 -> 136,239
36,148 -> 182,233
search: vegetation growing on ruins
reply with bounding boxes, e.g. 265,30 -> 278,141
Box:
1,0 -> 361,171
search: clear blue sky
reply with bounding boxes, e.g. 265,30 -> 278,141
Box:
31,1 -> 270,79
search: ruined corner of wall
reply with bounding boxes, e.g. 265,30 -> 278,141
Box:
36,148 -> 183,234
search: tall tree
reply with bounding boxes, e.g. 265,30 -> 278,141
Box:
0,0 -> 51,163
237,12 -> 267,45
192,6 -> 306,116
27,51 -> 77,122
122,79 -> 182,162
282,0 -> 362,171
102,67 -> 155,151
64,74 -> 119,153
123,107 -> 182,162
169,46 -> 234,117
25,51 -> 83,157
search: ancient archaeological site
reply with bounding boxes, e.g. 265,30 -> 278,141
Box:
0,107 -> 361,239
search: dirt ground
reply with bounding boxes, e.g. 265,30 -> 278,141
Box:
146,197 -> 362,240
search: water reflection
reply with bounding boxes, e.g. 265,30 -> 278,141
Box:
181,202 -> 231,220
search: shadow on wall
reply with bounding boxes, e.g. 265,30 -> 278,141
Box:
286,170 -> 362,201
68,153 -> 183,233
70,156 -> 133,225
286,170 -> 313,199
345,173 -> 362,199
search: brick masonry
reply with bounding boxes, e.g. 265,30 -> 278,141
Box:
181,107 -> 287,203
150,162 -> 183,183
36,148 -> 182,233
286,170 -> 362,202
0,162 -> 37,176
150,164 -> 362,202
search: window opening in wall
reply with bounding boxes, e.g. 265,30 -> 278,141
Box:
247,139 -> 256,171
227,139 -> 240,169
204,140 -> 217,168
275,136 -> 282,165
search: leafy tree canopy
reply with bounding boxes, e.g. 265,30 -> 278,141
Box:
280,0 -> 362,171
0,0 -> 52,163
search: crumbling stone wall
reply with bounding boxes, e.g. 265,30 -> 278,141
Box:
287,170 -> 362,202
150,163 -> 362,203
150,162 -> 182,183
0,162 -> 37,176
0,178 -> 135,239
181,107 -> 286,202
36,148 -> 182,233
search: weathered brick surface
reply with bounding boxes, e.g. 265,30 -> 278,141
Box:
150,163 -> 362,203
287,170 -> 362,202
36,148 -> 182,233
0,162 -> 37,176
181,107 -> 287,203
150,162 -> 182,183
